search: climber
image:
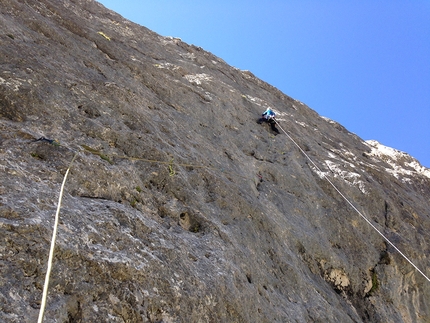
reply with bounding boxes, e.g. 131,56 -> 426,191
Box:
262,108 -> 276,121
257,108 -> 279,134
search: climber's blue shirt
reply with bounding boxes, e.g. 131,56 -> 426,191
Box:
262,108 -> 276,119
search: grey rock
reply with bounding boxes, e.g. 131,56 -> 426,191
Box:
0,0 -> 429,322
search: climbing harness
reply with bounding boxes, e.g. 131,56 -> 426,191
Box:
273,119 -> 430,283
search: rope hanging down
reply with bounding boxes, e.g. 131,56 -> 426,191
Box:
36,144 -> 252,322
37,152 -> 78,323
274,119 -> 430,283
35,120 -> 428,322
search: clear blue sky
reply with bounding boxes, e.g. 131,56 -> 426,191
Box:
98,1 -> 430,167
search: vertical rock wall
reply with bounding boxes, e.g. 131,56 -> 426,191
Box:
0,0 -> 429,322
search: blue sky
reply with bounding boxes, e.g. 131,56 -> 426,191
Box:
98,1 -> 430,167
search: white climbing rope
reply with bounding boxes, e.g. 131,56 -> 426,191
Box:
37,152 -> 78,323
274,119 -> 430,283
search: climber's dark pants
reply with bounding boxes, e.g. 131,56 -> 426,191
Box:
257,117 -> 279,134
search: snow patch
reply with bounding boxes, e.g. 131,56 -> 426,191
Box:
180,52 -> 196,61
293,99 -> 305,106
184,73 -> 212,85
322,147 -> 369,193
130,56 -> 142,63
311,165 -> 329,180
325,160 -> 368,194
0,75 -> 26,92
295,121 -> 306,128
241,70 -> 256,80
242,94 -> 265,107
321,116 -> 334,123
154,62 -> 181,71
365,140 -> 430,180
161,36 -> 182,45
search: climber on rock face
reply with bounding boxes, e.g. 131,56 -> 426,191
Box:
257,108 -> 280,134
261,108 -> 276,121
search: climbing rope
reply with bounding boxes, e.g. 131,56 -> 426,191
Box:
36,140 -> 259,320
274,119 -> 430,283
80,144 -> 251,181
35,121 -> 428,322
37,152 -> 78,323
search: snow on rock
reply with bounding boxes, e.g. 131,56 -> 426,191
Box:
365,140 -> 430,180
154,62 -> 181,71
295,121 -> 307,128
320,116 -> 332,123
325,160 -> 368,194
184,73 -> 212,85
314,146 -> 368,194
161,36 -> 182,45
241,94 -> 267,107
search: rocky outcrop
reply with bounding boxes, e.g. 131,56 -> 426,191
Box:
1,0 -> 429,322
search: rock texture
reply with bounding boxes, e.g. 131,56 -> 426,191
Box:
1,0 -> 429,322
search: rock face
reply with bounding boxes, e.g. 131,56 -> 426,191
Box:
1,1 -> 429,322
